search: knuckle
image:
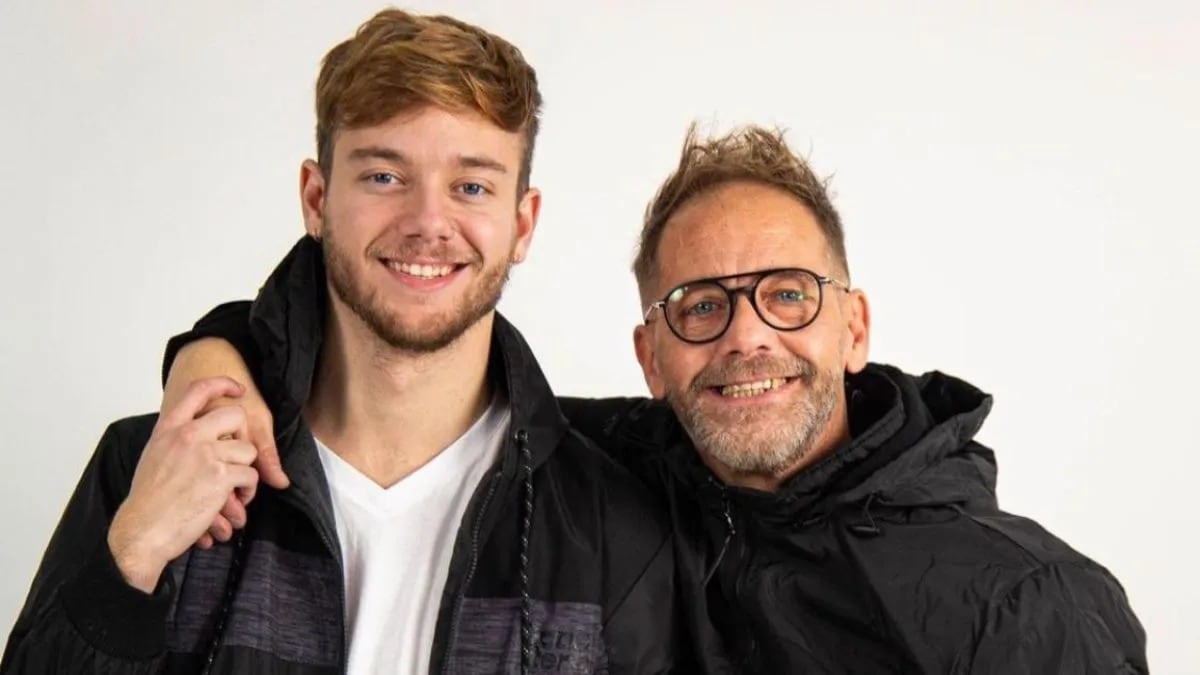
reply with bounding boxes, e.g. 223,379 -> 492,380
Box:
176,423 -> 202,447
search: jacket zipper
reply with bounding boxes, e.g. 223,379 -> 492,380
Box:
440,460 -> 504,674
318,519 -> 349,675
199,494 -> 348,675
728,504 -> 759,669
280,421 -> 350,675
280,490 -> 349,675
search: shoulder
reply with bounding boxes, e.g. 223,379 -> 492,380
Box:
66,413 -> 161,506
95,413 -> 159,468
854,507 -> 1143,669
964,543 -> 1146,671
900,506 -> 1138,624
877,505 -> 1121,591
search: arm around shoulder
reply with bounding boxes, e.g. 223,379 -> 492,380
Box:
161,300 -> 256,388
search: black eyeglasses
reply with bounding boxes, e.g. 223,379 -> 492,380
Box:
643,267 -> 850,344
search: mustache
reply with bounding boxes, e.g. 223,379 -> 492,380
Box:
691,354 -> 817,390
366,241 -> 480,265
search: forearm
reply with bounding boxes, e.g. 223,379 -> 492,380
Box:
161,300 -> 256,388
162,338 -> 256,413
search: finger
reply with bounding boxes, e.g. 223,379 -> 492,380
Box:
235,481 -> 256,508
160,377 -> 245,429
252,423 -> 289,490
197,533 -> 214,550
189,405 -> 250,445
226,465 -> 261,492
214,438 -> 258,467
209,515 -> 233,543
220,493 -> 248,528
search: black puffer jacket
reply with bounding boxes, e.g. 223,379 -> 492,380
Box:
2,237 -> 687,674
561,364 -> 1148,674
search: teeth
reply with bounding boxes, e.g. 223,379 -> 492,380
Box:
391,262 -> 454,279
719,378 -> 787,398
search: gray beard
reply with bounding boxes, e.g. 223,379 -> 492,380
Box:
666,356 -> 841,478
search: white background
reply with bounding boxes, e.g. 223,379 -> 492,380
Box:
1,1 -> 1196,671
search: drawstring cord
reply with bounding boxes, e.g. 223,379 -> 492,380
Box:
847,492 -> 882,537
516,428 -> 534,675
201,529 -> 247,674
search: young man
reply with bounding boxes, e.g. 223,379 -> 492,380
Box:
2,10 -> 684,675
153,124 -> 1149,673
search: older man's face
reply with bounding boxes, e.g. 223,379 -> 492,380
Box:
634,180 -> 869,487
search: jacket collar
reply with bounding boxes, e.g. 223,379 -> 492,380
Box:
247,235 -> 569,474
640,363 -> 997,525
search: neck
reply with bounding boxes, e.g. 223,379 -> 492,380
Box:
706,396 -> 851,493
306,296 -> 495,488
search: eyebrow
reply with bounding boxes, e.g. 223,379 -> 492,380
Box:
346,146 -> 408,164
456,154 -> 508,174
344,147 -> 508,174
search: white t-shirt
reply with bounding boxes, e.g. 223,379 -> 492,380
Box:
314,395 -> 511,675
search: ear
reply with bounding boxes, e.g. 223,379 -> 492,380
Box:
511,187 -> 541,264
300,159 -> 328,239
633,323 -> 667,399
843,289 -> 871,374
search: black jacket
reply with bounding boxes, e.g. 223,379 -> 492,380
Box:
82,238 -> 1147,674
561,364 -> 1148,674
2,237 -> 685,674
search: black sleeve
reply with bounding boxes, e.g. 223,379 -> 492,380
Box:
1,416 -> 174,674
556,397 -> 653,469
557,396 -> 683,479
160,300 -> 257,388
967,561 -> 1148,674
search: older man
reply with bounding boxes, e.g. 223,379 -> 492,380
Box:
154,124 -> 1146,674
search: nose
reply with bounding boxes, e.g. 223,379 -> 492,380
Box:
397,184 -> 453,241
716,292 -> 777,357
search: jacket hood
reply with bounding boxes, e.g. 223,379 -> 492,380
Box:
246,235 -> 569,471
672,362 -> 999,524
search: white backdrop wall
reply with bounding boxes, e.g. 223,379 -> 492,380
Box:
1,1 -> 1196,671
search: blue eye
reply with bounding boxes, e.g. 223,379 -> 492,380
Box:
458,182 -> 488,197
686,301 -> 719,316
775,289 -> 807,303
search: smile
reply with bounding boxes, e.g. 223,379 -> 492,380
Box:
386,261 -> 459,279
715,377 -> 792,398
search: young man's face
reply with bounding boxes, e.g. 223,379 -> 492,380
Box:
301,105 -> 539,352
634,180 -> 869,485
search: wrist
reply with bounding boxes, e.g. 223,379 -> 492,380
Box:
107,521 -> 167,594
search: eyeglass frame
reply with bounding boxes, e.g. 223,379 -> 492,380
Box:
642,266 -> 851,345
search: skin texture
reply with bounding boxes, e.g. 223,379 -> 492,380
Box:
633,180 -> 871,492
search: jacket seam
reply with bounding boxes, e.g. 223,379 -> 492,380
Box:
599,532 -> 673,628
